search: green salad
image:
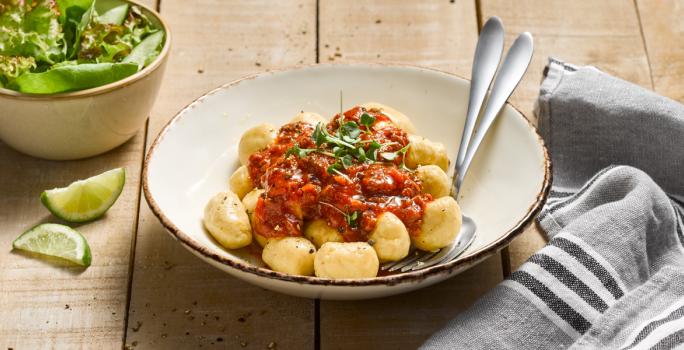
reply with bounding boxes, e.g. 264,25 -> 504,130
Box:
0,0 -> 164,94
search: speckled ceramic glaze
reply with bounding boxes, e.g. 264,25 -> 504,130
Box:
0,0 -> 170,160
144,64 -> 551,300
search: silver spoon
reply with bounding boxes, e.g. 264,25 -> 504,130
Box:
382,16 -> 504,272
382,19 -> 534,272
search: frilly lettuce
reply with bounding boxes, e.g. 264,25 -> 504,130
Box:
0,0 -> 66,65
77,4 -> 159,63
0,54 -> 35,87
0,0 -> 163,93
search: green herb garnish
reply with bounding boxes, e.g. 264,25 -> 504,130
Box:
326,163 -> 342,175
319,202 -> 359,228
309,114 -> 410,175
359,113 -> 376,133
380,152 -> 398,161
340,121 -> 361,143
380,143 -> 410,165
340,154 -> 354,168
311,122 -> 355,149
285,144 -> 317,158
345,211 -> 360,228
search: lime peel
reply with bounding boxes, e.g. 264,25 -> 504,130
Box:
13,223 -> 92,267
41,168 -> 126,223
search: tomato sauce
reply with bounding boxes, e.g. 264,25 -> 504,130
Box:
248,106 -> 432,242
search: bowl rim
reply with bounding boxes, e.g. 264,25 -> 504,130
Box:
0,0 -> 171,100
142,62 -> 552,287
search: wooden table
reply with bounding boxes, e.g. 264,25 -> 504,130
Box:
1,1 -> 681,348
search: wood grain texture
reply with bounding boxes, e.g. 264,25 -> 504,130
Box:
0,1 -> 156,348
479,0 -> 654,271
0,135 -> 145,350
124,1 -> 317,349
480,0 -> 652,119
636,0 -> 684,101
319,0 -> 477,76
318,1 -> 505,348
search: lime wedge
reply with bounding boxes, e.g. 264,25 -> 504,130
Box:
13,224 -> 92,266
41,168 -> 126,223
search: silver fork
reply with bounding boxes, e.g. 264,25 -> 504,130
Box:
382,17 -> 534,272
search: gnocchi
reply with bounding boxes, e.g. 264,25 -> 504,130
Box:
290,111 -> 327,125
205,104 -> 463,279
304,219 -> 344,248
262,237 -> 316,276
229,165 -> 254,199
203,191 -> 252,249
411,196 -> 462,251
405,134 -> 449,171
367,212 -> 410,262
361,102 -> 417,133
416,165 -> 451,198
314,242 -> 380,279
238,123 -> 277,165
241,188 -> 269,247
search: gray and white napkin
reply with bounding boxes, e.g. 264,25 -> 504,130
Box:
420,59 -> 684,349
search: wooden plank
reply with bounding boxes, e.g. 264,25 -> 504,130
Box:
0,133 -> 145,349
480,0 -> 652,121
124,1 -> 317,349
479,0 -> 654,270
318,1 -> 506,348
0,1 -> 157,348
636,0 -> 684,101
319,0 -> 477,76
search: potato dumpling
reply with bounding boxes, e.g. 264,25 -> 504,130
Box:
362,102 -> 417,133
262,237 -> 316,276
416,165 -> 451,198
314,242 -> 379,279
241,188 -> 270,247
203,191 -> 252,249
367,212 -> 410,262
405,134 -> 449,172
412,196 -> 461,251
238,123 -> 277,165
241,188 -> 264,218
254,233 -> 270,247
229,165 -> 254,199
290,111 -> 327,125
304,219 -> 344,248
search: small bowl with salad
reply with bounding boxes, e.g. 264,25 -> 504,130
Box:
0,0 -> 170,160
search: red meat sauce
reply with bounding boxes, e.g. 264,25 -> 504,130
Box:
247,106 -> 433,242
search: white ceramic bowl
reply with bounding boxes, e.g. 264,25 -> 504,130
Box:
0,0 -> 170,160
144,64 -> 551,300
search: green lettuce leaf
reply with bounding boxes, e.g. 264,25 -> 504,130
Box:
55,0 -> 94,58
77,4 -> 160,65
123,5 -> 158,46
78,22 -> 131,62
122,30 -> 162,69
12,62 -> 138,93
0,54 -> 36,86
0,0 -> 66,65
97,3 -> 128,25
0,0 -> 164,93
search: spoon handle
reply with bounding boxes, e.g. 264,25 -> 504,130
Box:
453,17 -> 504,194
454,32 -> 534,194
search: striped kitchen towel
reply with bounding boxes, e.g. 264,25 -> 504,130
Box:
420,59 -> 684,349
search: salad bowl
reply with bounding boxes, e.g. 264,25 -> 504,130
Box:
0,0 -> 170,160
143,63 -> 551,300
